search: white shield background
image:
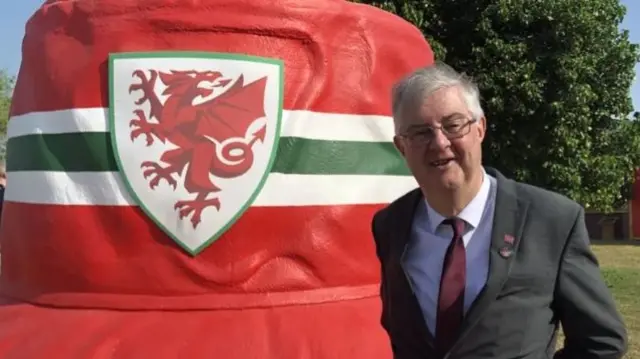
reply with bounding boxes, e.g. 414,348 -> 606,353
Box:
110,54 -> 283,254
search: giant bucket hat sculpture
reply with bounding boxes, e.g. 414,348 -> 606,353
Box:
0,0 -> 433,357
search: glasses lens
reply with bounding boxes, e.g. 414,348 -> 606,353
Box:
405,118 -> 474,142
443,119 -> 473,138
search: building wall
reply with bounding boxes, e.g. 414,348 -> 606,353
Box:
585,211 -> 630,241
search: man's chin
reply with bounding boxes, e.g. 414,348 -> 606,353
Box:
435,167 -> 463,189
422,174 -> 463,192
440,178 -> 463,191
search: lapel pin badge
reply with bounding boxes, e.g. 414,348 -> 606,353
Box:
499,246 -> 513,258
503,234 -> 515,246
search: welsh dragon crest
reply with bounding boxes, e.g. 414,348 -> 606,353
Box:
109,53 -> 283,253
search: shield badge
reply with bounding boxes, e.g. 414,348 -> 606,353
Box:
108,51 -> 284,255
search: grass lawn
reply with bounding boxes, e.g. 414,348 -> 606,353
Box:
557,243 -> 640,358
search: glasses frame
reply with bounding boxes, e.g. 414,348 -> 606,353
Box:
399,117 -> 478,145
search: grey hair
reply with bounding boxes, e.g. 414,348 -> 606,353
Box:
391,62 -> 484,134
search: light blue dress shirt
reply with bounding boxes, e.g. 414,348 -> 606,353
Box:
402,171 -> 497,335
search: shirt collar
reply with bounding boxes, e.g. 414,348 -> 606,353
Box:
424,169 -> 491,233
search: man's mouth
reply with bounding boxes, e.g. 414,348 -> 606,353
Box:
429,158 -> 455,167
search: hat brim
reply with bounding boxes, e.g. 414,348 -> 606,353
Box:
0,295 -> 392,358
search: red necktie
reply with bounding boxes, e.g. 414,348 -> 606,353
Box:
436,218 -> 467,358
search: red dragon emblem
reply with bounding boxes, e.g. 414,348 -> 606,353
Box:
127,69 -> 268,228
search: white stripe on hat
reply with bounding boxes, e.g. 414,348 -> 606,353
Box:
8,108 -> 396,142
5,171 -> 417,207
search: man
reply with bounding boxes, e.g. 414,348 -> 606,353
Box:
372,62 -> 627,359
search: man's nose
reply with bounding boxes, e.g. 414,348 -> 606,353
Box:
429,129 -> 451,150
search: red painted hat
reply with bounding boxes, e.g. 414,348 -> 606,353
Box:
0,0 -> 433,357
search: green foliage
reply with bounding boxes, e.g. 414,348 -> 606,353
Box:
356,0 -> 640,211
0,70 -> 14,134
0,69 -> 14,162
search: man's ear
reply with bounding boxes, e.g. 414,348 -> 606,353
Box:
477,116 -> 486,141
393,135 -> 406,157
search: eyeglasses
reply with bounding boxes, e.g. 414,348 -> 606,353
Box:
399,117 -> 477,144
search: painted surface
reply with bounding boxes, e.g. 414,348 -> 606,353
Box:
0,0 -> 434,357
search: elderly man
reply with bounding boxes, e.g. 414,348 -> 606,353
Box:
371,62 -> 627,359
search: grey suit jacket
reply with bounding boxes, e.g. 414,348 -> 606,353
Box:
371,168 -> 627,359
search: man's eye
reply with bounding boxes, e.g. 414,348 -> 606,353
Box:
444,123 -> 463,132
415,130 -> 434,138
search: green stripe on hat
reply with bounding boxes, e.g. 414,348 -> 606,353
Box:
7,133 -> 410,175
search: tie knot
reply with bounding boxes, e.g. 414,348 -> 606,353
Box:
442,217 -> 465,237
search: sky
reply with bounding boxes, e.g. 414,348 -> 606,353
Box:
1,1 -> 640,110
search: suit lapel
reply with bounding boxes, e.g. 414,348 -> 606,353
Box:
389,189 -> 436,346
453,168 -> 530,346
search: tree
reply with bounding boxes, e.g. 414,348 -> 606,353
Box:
0,70 -> 14,162
355,0 -> 640,212
0,70 -> 14,133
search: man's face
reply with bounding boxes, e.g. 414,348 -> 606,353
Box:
393,85 -> 485,192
